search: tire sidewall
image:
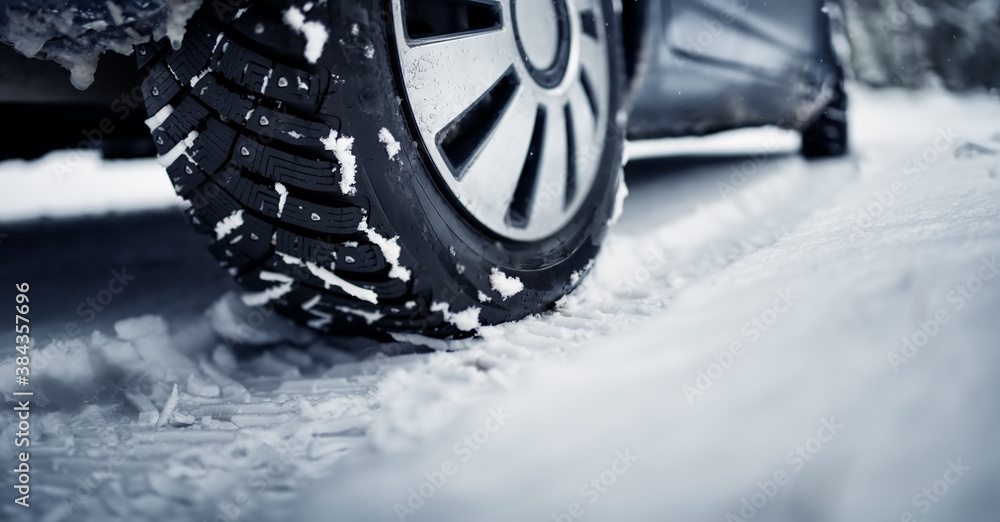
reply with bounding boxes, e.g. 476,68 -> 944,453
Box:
318,0 -> 625,327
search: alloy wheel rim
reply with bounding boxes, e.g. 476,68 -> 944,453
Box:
391,0 -> 611,241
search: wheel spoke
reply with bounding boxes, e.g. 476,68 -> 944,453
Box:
398,29 -> 517,138
456,86 -> 539,227
578,7 -> 599,40
567,81 -> 599,198
402,0 -> 504,40
578,35 -> 608,119
390,0 -> 612,241
525,101 -> 570,232
438,68 -> 520,175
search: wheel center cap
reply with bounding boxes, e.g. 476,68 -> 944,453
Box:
513,0 -> 560,70
512,0 -> 572,88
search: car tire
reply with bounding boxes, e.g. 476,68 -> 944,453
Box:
137,0 -> 626,339
800,73 -> 848,159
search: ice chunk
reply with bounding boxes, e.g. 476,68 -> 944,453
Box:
186,373 -> 220,398
156,383 -> 180,427
209,293 -> 315,345
115,315 -> 169,341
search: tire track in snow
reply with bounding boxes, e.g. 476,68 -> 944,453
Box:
1,155 -> 856,522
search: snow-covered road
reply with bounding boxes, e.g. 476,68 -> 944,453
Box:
2,86 -> 999,522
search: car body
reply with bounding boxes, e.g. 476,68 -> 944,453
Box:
0,0 -> 844,160
626,0 -> 842,140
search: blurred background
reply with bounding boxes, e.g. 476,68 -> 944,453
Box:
843,0 -> 1000,91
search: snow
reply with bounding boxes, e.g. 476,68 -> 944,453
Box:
278,252 -> 379,304
274,182 -> 289,218
336,306 -> 386,325
379,128 -> 402,160
291,86 -> 1000,521
213,209 -> 244,240
156,383 -> 180,427
489,268 -> 524,300
156,130 -> 199,167
0,0 -> 205,89
320,129 -> 358,196
0,152 -> 181,222
240,270 -> 296,307
209,293 -> 314,346
144,105 -> 174,131
358,216 -> 412,282
164,0 -> 202,50
3,86 -> 1000,522
283,7 -> 329,64
610,167 -> 629,225
626,126 -> 801,160
301,294 -> 334,329
189,67 -> 212,87
430,302 -> 482,332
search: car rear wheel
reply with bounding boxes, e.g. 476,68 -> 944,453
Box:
137,0 -> 626,338
801,74 -> 848,158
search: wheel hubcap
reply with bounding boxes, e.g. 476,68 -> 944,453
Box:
513,0 -> 571,87
392,0 -> 611,241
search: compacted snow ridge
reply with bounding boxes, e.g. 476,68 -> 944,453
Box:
489,268 -> 524,300
320,130 -> 358,196
282,6 -> 329,64
3,87 -> 1000,522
